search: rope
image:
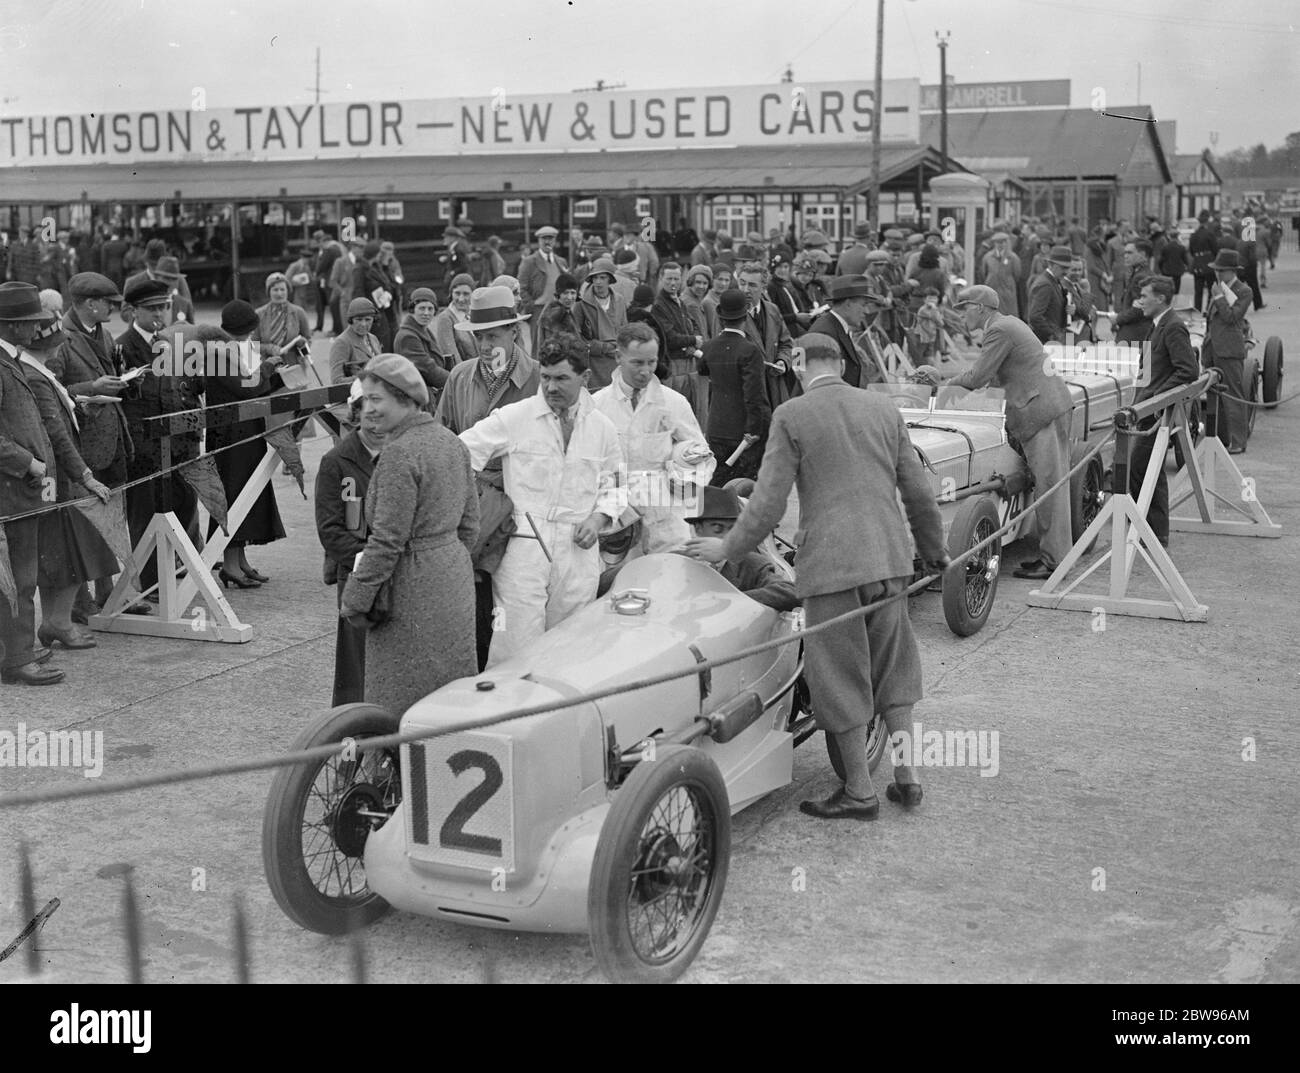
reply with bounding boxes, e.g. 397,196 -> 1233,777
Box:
0,434 -> 1112,810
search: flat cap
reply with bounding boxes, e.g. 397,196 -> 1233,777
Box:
865,249 -> 893,264
796,332 -> 843,365
123,277 -> 172,306
69,272 -> 123,301
882,228 -> 905,241
954,284 -> 1001,310
534,225 -> 559,239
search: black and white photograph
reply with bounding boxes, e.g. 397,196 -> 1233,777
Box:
0,0 -> 1294,1033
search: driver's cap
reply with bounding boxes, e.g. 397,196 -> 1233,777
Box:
954,284 -> 1000,310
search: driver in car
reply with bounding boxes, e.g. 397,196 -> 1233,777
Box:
682,486 -> 798,612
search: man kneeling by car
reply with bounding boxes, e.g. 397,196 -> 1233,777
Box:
680,485 -> 799,611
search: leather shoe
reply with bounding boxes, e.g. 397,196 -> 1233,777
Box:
34,645 -> 52,664
885,781 -> 924,808
799,787 -> 880,821
2,663 -> 65,686
1013,562 -> 1053,580
1228,446 -> 1245,455
1019,558 -> 1044,571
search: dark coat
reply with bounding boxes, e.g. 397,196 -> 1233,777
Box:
1113,267 -> 1154,344
0,346 -> 57,518
1189,225 -> 1218,272
1027,270 -> 1068,343
650,291 -> 700,370
117,324 -> 203,481
340,412 -> 479,716
316,431 -> 377,570
46,311 -> 132,474
1202,276 -> 1253,361
393,313 -> 450,399
1137,312 -> 1199,404
807,310 -> 878,388
720,552 -> 799,611
205,346 -> 286,546
697,331 -> 770,442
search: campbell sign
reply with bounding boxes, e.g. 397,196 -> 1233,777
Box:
0,80 -> 921,167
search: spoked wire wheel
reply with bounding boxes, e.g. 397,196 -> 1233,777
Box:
263,704 -> 402,934
942,495 -> 1001,636
589,746 -> 730,983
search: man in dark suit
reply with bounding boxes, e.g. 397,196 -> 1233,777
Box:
650,261 -> 706,417
1027,245 -> 1073,343
918,285 -> 1073,580
807,274 -> 886,387
1201,249 -> 1253,454
118,279 -> 204,589
1128,278 -> 1199,546
1189,214 -> 1218,313
734,260 -> 797,408
688,333 -> 947,819
517,225 -> 568,319
698,289 -> 771,484
1112,238 -> 1154,344
0,282 -> 63,685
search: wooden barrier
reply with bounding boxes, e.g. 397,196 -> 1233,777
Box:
92,383 -> 352,644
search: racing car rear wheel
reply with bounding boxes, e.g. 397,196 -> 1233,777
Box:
262,703 -> 401,935
1262,337 -> 1283,407
589,745 -> 729,983
941,495 -> 1001,636
1069,455 -> 1106,552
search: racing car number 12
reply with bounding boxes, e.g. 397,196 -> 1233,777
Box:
405,735 -> 516,871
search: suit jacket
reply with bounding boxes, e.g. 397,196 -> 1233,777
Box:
329,252 -> 357,306
1113,267 -> 1153,344
517,250 -> 568,310
719,378 -> 944,597
0,345 -> 57,516
117,324 -> 203,476
393,314 -> 450,399
1137,312 -> 1199,405
835,243 -> 872,277
1189,226 -> 1218,271
1202,277 -> 1253,361
697,331 -> 770,442
20,359 -> 89,501
650,291 -> 700,370
807,310 -> 880,388
1027,270 -> 1067,343
948,312 -> 1072,441
741,298 -> 797,407
47,310 -> 132,472
720,552 -> 799,611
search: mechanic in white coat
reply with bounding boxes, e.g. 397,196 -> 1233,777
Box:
591,322 -> 716,554
459,331 -> 624,667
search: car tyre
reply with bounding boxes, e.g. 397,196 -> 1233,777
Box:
1262,337 -> 1283,407
262,703 -> 401,935
1069,453 -> 1105,552
588,745 -> 729,983
1243,355 -> 1260,439
941,495 -> 1001,636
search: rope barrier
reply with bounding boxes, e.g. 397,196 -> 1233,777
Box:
0,433 -> 1112,810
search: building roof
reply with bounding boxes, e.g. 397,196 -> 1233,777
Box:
920,106 -> 1172,183
2,144 -> 963,203
1172,152 -> 1222,186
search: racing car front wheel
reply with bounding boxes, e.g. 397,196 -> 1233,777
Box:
1069,453 -> 1106,552
262,703 -> 402,935
588,745 -> 730,983
1262,337 -> 1283,407
942,495 -> 1001,636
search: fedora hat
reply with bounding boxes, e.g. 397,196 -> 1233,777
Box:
827,275 -> 874,301
1046,245 -> 1073,267
454,285 -> 530,332
717,288 -> 750,322
684,485 -> 743,524
154,256 -> 183,281
1211,249 -> 1241,271
0,282 -> 48,321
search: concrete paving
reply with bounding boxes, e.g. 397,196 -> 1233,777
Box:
2,273 -> 1297,984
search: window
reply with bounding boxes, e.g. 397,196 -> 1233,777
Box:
712,204 -> 755,239
635,197 -> 652,218
437,199 -> 452,220
802,204 -> 846,241
573,198 -> 599,219
375,201 -> 404,221
502,199 -> 533,219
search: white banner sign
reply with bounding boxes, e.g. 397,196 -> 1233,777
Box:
0,80 -> 921,167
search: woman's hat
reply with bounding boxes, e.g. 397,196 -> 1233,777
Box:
1211,249 -> 1241,271
454,284 -> 531,332
220,299 -> 259,336
449,272 -> 476,291
27,311 -> 65,352
347,297 -> 378,320
717,288 -> 750,322
632,284 -> 656,307
687,263 -> 714,283
361,353 -> 430,408
265,271 -> 288,291
555,273 -> 580,294
409,287 -> 438,306
584,258 -> 616,282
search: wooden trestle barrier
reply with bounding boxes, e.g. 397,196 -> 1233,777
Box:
90,383 -> 352,643
1026,370 -> 1280,624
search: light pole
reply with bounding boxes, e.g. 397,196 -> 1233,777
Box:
869,0 -> 885,231
936,31 -> 950,172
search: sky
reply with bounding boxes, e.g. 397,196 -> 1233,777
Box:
0,0 -> 1297,157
